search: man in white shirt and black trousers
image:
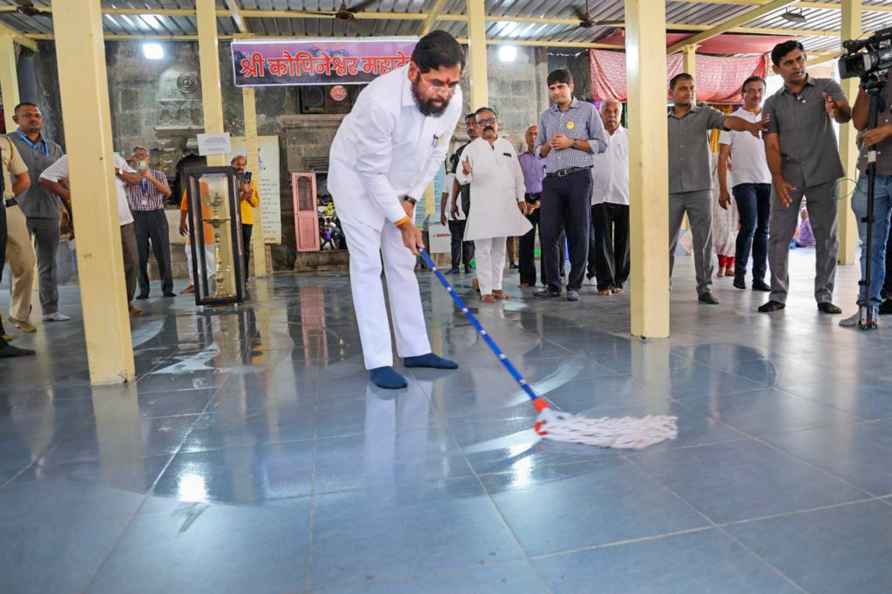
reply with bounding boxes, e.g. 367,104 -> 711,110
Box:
328,31 -> 463,390
588,99 -> 630,296
718,76 -> 773,292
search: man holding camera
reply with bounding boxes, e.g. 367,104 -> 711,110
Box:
127,146 -> 174,299
759,40 -> 851,315
840,69 -> 892,326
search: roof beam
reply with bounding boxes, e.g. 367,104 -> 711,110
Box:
667,0 -> 797,53
223,0 -> 250,34
673,0 -> 892,11
0,21 -> 37,51
421,0 -> 451,34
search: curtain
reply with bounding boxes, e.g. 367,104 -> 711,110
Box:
590,50 -> 768,105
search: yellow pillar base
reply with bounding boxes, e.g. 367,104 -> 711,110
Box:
52,0 -> 134,383
626,0 -> 670,338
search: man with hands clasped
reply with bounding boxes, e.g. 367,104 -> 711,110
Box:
534,69 -> 609,303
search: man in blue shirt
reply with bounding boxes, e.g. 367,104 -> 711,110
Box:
534,70 -> 609,302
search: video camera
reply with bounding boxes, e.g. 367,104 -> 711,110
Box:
839,26 -> 892,86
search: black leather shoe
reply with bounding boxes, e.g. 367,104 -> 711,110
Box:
698,292 -> 720,305
163,292 -> 177,298
0,340 -> 35,358
446,268 -> 460,275
534,288 -> 561,298
758,300 -> 785,313
733,277 -> 746,290
879,299 -> 892,315
818,302 -> 842,315
752,280 -> 771,292
135,293 -> 149,300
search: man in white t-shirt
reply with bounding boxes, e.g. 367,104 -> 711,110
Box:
439,166 -> 473,273
39,153 -> 143,316
588,99 -> 629,295
719,76 -> 774,292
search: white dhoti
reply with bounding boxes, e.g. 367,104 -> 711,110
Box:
474,237 -> 508,295
340,217 -> 431,370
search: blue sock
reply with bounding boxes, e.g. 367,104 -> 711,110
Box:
403,353 -> 459,370
369,366 -> 408,389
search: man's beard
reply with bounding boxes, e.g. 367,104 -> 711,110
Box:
412,77 -> 450,117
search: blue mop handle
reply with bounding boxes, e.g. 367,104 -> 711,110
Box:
419,249 -> 540,404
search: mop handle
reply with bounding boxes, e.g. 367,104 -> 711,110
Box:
419,249 -> 547,410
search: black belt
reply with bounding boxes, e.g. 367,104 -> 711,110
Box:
545,166 -> 589,179
5,198 -> 16,208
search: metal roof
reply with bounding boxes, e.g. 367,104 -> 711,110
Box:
0,0 -> 889,55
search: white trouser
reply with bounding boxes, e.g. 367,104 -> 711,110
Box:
474,237 -> 507,296
185,243 -> 216,285
340,217 -> 431,370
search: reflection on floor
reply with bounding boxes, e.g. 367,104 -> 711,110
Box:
3,249 -> 892,594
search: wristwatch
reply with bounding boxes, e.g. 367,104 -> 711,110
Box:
402,196 -> 417,206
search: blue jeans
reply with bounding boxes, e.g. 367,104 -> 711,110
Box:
732,183 -> 771,282
852,174 -> 892,305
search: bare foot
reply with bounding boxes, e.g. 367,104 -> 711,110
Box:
598,288 -> 611,296
129,305 -> 143,317
481,294 -> 496,303
611,287 -> 624,295
493,290 -> 510,300
182,285 -> 195,294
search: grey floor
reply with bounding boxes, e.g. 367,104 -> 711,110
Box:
2,249 -> 892,594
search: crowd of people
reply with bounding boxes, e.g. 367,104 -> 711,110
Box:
435,39 -> 888,330
3,31 -> 890,375
0,100 -> 260,357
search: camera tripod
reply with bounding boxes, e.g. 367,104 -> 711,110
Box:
857,74 -> 887,330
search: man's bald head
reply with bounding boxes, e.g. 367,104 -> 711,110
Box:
524,124 -> 538,150
601,99 -> 621,134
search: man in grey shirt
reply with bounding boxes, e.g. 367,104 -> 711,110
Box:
668,73 -> 766,305
759,40 -> 851,314
534,69 -> 609,302
10,102 -> 67,321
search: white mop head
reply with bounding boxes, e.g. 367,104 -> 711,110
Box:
534,408 -> 678,450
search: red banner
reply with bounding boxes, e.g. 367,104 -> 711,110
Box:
590,50 -> 768,105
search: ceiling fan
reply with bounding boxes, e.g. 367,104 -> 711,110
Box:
572,0 -> 617,30
13,0 -> 51,18
304,0 -> 380,22
553,0 -> 618,35
781,8 -> 807,24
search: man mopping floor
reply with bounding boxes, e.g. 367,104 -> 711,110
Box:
328,31 -> 465,389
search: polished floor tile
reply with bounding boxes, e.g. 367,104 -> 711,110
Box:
86,498 -> 312,594
728,500 -> 892,594
534,528 -> 803,594
482,458 -> 709,556
630,440 -> 868,523
1,252 -> 889,592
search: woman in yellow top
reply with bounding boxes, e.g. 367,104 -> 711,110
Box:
231,155 -> 260,279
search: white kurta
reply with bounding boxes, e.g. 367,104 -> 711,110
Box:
456,137 -> 532,242
327,65 -> 462,370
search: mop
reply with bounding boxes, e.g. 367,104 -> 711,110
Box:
420,249 -> 678,450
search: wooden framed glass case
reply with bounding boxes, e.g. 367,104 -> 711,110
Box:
183,166 -> 245,305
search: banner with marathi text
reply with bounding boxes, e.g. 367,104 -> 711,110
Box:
231,37 -> 418,87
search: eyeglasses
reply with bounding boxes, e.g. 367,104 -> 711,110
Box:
477,117 -> 497,126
